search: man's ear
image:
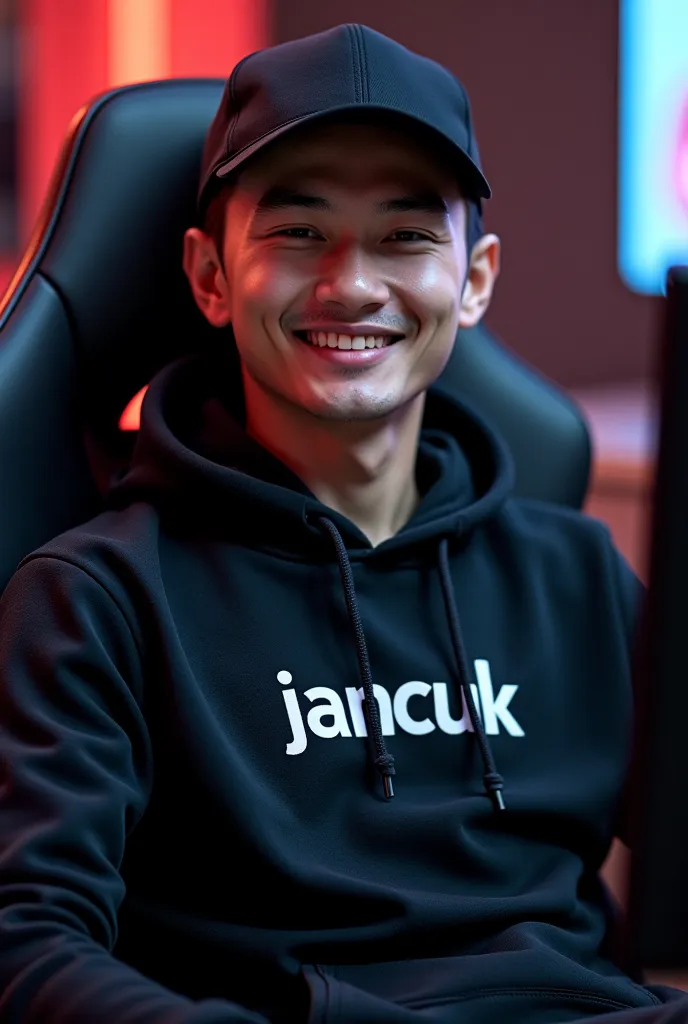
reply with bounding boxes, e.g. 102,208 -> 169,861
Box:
458,233 -> 501,328
182,228 -> 232,328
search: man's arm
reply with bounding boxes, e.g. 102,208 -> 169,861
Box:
0,555 -> 267,1023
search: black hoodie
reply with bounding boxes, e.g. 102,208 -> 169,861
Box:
0,355 -> 682,1023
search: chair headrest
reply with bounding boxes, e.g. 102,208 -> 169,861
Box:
2,78 -> 227,438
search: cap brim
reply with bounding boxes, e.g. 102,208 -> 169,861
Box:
212,104 -> 491,200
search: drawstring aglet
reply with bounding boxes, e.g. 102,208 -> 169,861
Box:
374,752 -> 396,798
484,771 -> 506,812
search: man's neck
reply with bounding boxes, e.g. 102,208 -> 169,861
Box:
242,374 -> 425,547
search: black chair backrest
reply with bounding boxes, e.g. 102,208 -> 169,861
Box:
0,79 -> 591,594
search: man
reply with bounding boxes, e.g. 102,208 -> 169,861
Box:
0,24 -> 685,1024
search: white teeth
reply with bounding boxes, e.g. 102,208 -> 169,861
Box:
305,330 -> 394,350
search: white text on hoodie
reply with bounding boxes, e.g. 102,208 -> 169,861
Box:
277,660 -> 524,756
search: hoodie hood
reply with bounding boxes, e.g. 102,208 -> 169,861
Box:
109,354 -> 514,560
109,353 -> 516,810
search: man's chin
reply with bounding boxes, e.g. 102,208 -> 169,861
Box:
294,389 -> 408,423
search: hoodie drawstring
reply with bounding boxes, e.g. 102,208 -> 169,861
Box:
318,516 -> 396,798
437,537 -> 506,812
317,517 -> 505,812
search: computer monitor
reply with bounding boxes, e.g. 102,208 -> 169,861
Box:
624,265 -> 688,973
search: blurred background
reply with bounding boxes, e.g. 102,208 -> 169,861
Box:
0,0 -> 687,579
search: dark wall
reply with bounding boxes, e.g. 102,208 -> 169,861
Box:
272,0 -> 660,389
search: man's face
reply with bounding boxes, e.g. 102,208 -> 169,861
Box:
186,119 -> 497,422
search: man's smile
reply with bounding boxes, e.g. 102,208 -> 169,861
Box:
289,328 -> 405,365
294,329 -> 403,350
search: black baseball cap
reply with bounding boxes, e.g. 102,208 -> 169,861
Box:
197,24 -> 491,214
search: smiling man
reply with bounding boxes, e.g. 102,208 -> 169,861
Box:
184,112 -> 498,547
1,23 -> 688,1024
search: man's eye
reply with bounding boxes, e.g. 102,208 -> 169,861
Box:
275,227 -> 322,239
387,230 -> 431,242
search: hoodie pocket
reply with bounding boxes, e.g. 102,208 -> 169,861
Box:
302,960 -> 663,1024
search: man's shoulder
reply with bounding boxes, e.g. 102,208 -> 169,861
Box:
500,494 -> 611,536
15,501 -> 161,588
495,495 -> 622,565
491,496 -> 641,627
503,496 -> 644,651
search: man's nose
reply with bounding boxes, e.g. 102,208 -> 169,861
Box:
314,244 -> 391,311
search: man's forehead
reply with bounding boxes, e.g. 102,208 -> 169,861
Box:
259,164 -> 450,191
242,160 -> 463,211
240,120 -> 463,196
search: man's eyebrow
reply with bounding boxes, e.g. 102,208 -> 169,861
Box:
256,187 -> 332,212
376,192 -> 451,216
255,187 -> 451,216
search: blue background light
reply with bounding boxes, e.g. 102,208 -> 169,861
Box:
619,0 -> 688,295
